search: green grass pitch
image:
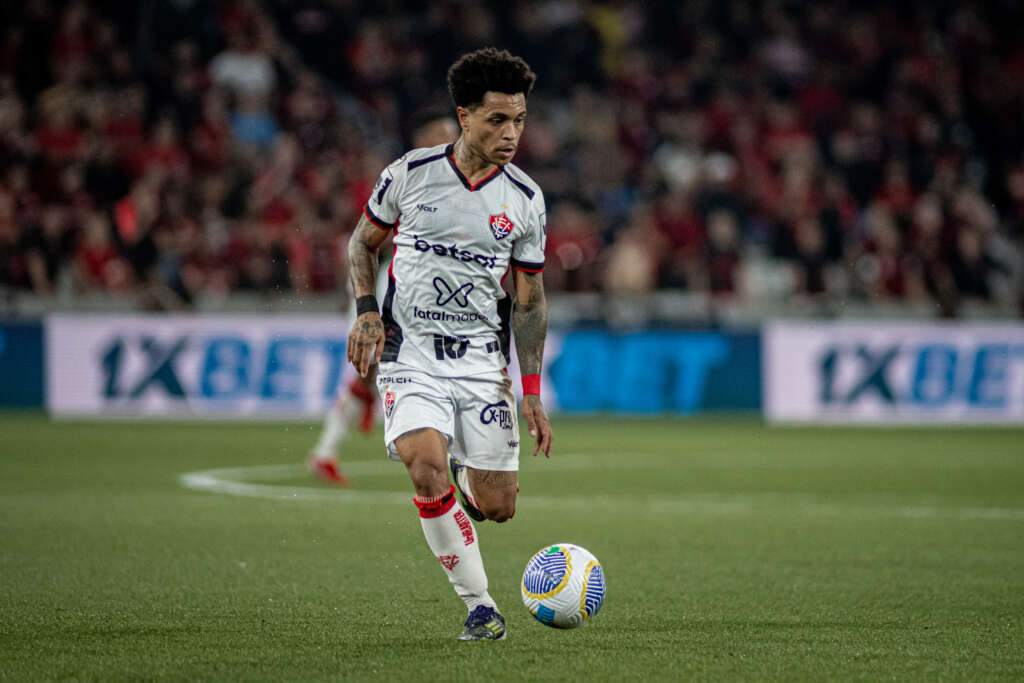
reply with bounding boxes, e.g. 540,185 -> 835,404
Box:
1,414 -> 1023,681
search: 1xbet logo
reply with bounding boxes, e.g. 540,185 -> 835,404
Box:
480,399 -> 513,429
817,343 -> 1024,406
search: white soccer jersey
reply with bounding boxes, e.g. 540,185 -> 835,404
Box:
363,142 -> 546,377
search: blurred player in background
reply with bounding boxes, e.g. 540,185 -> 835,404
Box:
347,47 -> 553,641
308,110 -> 459,484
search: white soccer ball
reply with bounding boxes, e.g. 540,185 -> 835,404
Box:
521,543 -> 606,629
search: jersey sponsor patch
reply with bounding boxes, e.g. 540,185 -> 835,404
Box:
412,235 -> 501,269
489,213 -> 515,241
433,276 -> 474,307
480,399 -> 514,429
414,306 -> 486,323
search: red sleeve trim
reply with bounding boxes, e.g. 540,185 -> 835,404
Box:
511,257 -> 544,273
363,204 -> 396,230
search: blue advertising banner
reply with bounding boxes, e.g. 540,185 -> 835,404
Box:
764,321 -> 1024,423
0,320 -> 44,408
547,330 -> 760,414
46,314 -> 352,418
42,315 -> 761,418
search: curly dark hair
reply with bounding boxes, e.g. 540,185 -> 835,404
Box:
446,47 -> 537,109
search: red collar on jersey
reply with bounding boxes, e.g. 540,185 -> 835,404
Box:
445,143 -> 504,192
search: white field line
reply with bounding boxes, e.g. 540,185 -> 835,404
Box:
178,460 -> 1024,522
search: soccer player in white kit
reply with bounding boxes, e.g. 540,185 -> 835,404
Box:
346,48 -> 553,641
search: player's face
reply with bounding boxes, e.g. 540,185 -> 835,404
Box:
459,91 -> 527,166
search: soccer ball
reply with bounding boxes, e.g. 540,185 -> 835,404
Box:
521,543 -> 606,629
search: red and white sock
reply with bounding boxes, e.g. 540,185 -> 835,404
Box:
414,485 -> 495,613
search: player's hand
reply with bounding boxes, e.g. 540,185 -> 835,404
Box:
347,312 -> 385,377
520,394 -> 553,458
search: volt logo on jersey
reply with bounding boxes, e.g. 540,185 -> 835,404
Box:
489,213 -> 515,241
433,276 -> 474,307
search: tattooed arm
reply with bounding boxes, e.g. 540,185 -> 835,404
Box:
346,213 -> 390,377
512,269 -> 553,457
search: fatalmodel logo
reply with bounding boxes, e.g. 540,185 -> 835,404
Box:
433,276 -> 474,307
414,306 -> 485,323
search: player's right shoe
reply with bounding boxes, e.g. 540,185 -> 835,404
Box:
307,456 -> 349,486
457,605 -> 506,641
448,453 -> 485,522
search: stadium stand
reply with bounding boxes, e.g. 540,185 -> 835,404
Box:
0,0 -> 1021,319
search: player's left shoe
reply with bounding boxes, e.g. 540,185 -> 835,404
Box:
307,456 -> 349,486
448,453 -> 485,522
457,605 -> 506,641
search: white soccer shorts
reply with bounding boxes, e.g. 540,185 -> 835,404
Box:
377,364 -> 520,472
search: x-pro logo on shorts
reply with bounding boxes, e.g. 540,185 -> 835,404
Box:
433,276 -> 474,307
480,400 -> 513,430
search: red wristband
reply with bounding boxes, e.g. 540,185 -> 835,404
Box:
522,374 -> 541,396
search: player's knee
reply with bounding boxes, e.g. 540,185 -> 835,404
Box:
480,499 -> 516,523
492,506 -> 515,523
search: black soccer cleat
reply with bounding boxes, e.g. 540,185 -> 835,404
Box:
448,453 -> 486,522
458,605 -> 506,641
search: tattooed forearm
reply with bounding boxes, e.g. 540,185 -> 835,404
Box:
513,271 -> 548,376
348,214 -> 385,297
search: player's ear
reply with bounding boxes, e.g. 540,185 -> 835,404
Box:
456,106 -> 471,134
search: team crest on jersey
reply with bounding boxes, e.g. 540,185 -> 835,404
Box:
489,213 -> 515,241
384,391 -> 396,418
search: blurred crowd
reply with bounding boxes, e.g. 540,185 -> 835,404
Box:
1,0 -> 1022,315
